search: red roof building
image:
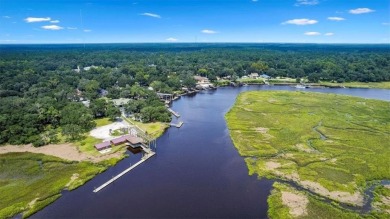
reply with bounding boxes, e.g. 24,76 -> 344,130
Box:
94,141 -> 111,151
110,136 -> 128,145
126,135 -> 144,145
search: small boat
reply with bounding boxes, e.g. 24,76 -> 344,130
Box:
243,83 -> 248,86
295,84 -> 306,89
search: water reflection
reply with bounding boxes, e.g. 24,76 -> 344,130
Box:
32,85 -> 389,218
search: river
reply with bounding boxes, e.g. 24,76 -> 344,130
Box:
31,86 -> 389,218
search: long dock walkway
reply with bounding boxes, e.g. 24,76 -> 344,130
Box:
167,108 -> 180,117
93,151 -> 155,193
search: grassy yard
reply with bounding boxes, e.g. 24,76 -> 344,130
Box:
0,152 -> 108,218
74,135 -> 104,157
226,91 -> 390,217
237,78 -> 265,84
123,117 -> 168,139
269,77 -> 297,83
320,81 -> 390,89
94,118 -> 113,127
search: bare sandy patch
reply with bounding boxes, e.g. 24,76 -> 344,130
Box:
28,198 -> 39,209
263,161 -> 364,206
295,143 -> 315,153
65,173 -> 79,188
373,195 -> 390,214
265,161 -> 281,170
0,144 -> 123,163
268,98 -> 277,103
381,195 -> 390,205
255,127 -> 274,139
301,180 -> 364,206
90,121 -> 131,141
274,169 -> 300,181
281,191 -> 309,217
255,127 -> 269,134
281,153 -> 294,159
243,107 -> 254,112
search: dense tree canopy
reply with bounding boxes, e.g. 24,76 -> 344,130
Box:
0,43 -> 389,146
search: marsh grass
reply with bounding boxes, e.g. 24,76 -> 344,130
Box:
372,185 -> 390,217
226,91 -> 390,216
0,152 -> 107,218
269,182 -> 364,219
320,81 -> 390,89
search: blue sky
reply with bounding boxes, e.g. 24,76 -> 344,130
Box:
0,0 -> 389,44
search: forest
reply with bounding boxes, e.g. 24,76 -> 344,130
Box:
0,43 -> 389,146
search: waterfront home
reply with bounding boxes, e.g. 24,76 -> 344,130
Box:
83,65 -> 98,71
194,76 -> 209,83
94,141 -> 112,151
249,73 -> 259,79
111,135 -> 129,146
112,98 -> 131,107
260,74 -> 271,79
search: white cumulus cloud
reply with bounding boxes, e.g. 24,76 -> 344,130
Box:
349,8 -> 375,14
295,0 -> 319,6
327,17 -> 345,21
282,18 -> 318,25
304,31 -> 321,36
50,20 -> 60,23
25,17 -> 51,23
166,37 -> 178,42
201,29 -> 218,34
140,13 -> 161,18
41,25 -> 63,30
325,32 -> 334,36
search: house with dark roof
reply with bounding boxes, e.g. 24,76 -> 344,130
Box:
94,141 -> 111,151
260,74 -> 271,79
95,134 -> 146,151
111,136 -> 129,146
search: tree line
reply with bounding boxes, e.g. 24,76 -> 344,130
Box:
0,43 -> 389,146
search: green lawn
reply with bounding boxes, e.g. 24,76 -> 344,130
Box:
0,153 -> 107,218
237,78 -> 265,84
94,118 -> 113,127
74,135 -> 103,156
226,91 -> 390,217
123,117 -> 168,139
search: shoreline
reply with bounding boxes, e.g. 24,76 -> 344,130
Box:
0,143 -> 125,163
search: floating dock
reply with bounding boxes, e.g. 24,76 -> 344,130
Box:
167,108 -> 180,117
93,150 -> 155,193
170,121 -> 184,128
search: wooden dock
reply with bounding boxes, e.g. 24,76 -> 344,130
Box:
170,121 -> 184,128
167,108 -> 180,117
93,151 -> 155,193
